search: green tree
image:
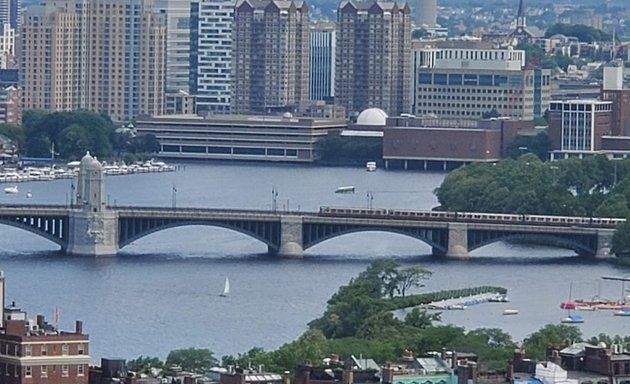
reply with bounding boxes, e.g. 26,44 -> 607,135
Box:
221,347 -> 274,370
21,110 -> 115,159
269,329 -> 328,372
523,324 -> 583,360
165,348 -> 218,373
396,266 -> 432,297
57,124 -> 91,159
0,123 -> 24,148
127,356 -> 164,374
404,308 -> 441,329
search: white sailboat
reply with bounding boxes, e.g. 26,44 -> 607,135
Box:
219,277 -> 230,297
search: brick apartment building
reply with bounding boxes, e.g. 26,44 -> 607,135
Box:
0,273 -> 90,384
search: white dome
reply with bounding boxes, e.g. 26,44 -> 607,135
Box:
356,108 -> 388,126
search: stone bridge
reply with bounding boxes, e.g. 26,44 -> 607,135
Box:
0,152 -> 616,258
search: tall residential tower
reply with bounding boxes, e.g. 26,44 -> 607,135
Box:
309,21 -> 335,101
231,0 -> 309,114
20,0 -> 167,121
335,0 -> 412,117
191,0 -> 234,113
415,0 -> 435,27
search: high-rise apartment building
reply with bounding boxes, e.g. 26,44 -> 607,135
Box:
0,0 -> 20,31
190,0 -> 234,113
156,0 -> 194,94
20,0 -> 86,112
309,21 -> 335,102
231,0 -> 309,114
335,0 -> 412,117
415,0 -> 435,28
413,46 -> 551,120
20,0 -> 166,121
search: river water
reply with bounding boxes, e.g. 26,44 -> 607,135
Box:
1,162 -> 630,362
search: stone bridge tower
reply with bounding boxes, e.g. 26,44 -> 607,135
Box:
66,152 -> 119,256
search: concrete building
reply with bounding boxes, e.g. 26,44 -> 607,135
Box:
20,0 -> 167,121
0,0 -> 19,32
601,64 -> 630,136
335,0 -> 412,118
0,23 -> 14,68
0,85 -> 20,124
190,0 -> 234,113
231,0 -> 309,114
0,273 -> 90,384
135,114 -> 346,162
382,115 -> 523,170
548,99 -> 613,160
165,90 -> 197,115
415,0 -> 436,27
309,21 -> 335,102
155,0 -> 194,94
413,46 -> 551,120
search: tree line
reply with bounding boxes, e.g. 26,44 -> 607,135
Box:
0,110 -> 159,162
126,260 -> 630,376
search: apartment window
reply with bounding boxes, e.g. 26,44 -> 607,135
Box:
25,345 -> 32,356
62,364 -> 69,377
41,365 -> 47,377
25,366 -> 32,377
78,364 -> 84,376
62,343 -> 69,355
78,344 -> 85,355
41,345 -> 47,356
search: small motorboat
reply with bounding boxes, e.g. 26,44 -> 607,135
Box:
447,304 -> 466,310
4,186 -> 18,194
561,314 -> 584,324
614,309 -> 630,317
25,191 -> 33,198
489,295 -> 510,303
335,186 -> 355,194
503,309 -> 519,315
366,161 -> 377,172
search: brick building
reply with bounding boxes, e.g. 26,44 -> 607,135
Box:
383,116 -> 525,170
0,273 -> 90,384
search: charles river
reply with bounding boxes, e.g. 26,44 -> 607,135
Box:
1,162 -> 630,362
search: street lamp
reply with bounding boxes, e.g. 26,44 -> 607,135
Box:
172,184 -> 177,209
367,192 -> 374,209
271,186 -> 278,213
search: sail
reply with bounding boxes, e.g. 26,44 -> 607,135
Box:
220,277 -> 230,297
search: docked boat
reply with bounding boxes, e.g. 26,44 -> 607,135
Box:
503,309 -> 519,315
335,186 -> 355,194
489,295 -> 510,303
366,162 -> 377,172
561,283 -> 584,323
614,309 -> 630,316
447,304 -> 466,310
561,314 -> 585,323
3,186 -> 17,194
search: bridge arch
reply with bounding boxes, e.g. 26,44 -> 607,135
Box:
118,218 -> 281,251
0,218 -> 67,249
302,224 -> 448,254
468,232 -> 597,256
